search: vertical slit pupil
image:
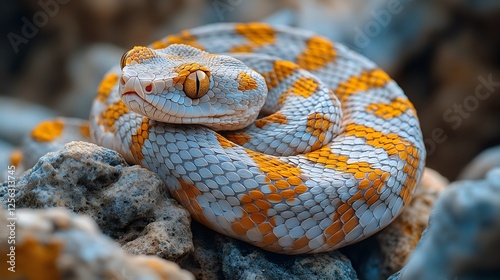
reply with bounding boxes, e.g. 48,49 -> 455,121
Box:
195,72 -> 201,96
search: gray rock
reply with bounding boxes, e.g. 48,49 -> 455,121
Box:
458,146 -> 500,180
58,44 -> 125,119
0,207 -> 194,280
0,141 -> 193,261
0,97 -> 56,145
391,168 -> 500,279
181,222 -> 357,280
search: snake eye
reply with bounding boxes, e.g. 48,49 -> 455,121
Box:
184,70 -> 209,99
120,50 -> 132,69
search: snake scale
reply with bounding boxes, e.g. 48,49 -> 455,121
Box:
27,22 -> 426,254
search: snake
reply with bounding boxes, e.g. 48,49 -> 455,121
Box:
24,22 -> 425,254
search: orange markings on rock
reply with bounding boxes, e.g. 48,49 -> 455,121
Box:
97,72 -> 118,102
80,123 -> 90,139
334,69 -> 391,102
0,236 -> 62,279
130,117 -> 150,162
254,113 -> 288,129
31,120 -> 64,142
9,149 -> 22,168
237,72 -> 259,91
100,100 -> 130,133
367,97 -> 416,119
296,36 -> 336,71
229,23 -> 276,53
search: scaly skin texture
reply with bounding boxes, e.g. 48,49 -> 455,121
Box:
86,22 -> 426,254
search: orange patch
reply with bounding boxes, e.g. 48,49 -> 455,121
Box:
9,149 -> 22,168
292,235 -> 310,250
130,117 -> 150,162
170,179 -> 211,227
306,113 -> 334,150
344,123 -> 421,205
326,228 -> 345,247
0,236 -> 62,280
100,100 -> 130,133
237,72 -> 259,91
367,97 -> 416,119
229,23 -> 276,53
246,150 -> 302,177
224,132 -> 252,146
289,77 -> 319,98
122,46 -> 157,68
31,120 -> 64,142
80,123 -> 90,139
296,36 -> 336,71
278,77 -> 319,104
254,113 -> 288,129
305,144 -> 388,208
173,63 -> 210,85
261,60 -> 298,91
96,72 -> 118,102
334,69 -> 391,102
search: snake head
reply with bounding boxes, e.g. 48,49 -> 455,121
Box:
119,44 -> 267,131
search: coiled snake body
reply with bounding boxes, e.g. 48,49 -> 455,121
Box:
33,23 -> 426,254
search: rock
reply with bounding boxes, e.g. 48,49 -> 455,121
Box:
58,44 -> 125,119
0,97 -> 56,145
0,141 -> 193,261
343,168 -> 448,279
0,207 -> 194,280
221,238 -> 356,280
391,168 -> 500,279
458,146 -> 500,180
0,140 -> 16,182
181,222 -> 357,280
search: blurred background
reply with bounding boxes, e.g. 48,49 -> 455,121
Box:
0,0 -> 499,180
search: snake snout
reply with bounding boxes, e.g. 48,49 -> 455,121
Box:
120,74 -> 148,100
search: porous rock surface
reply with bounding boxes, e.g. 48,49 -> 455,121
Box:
181,222 -> 357,280
0,141 -> 193,261
0,207 -> 194,280
391,168 -> 500,279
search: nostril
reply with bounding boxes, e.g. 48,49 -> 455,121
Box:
145,84 -> 152,92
